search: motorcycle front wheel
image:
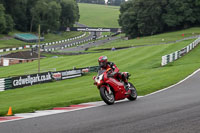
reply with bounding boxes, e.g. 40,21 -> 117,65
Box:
127,82 -> 137,101
100,86 -> 115,105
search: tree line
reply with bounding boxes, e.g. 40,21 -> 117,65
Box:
119,0 -> 200,38
0,0 -> 79,34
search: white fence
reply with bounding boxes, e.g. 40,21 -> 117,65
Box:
161,37 -> 200,66
0,33 -> 86,53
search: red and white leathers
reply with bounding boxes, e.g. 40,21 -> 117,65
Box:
99,62 -> 128,84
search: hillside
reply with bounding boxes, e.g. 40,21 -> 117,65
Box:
0,27 -> 200,115
78,3 -> 120,28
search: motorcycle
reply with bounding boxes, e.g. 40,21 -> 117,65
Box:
93,68 -> 137,105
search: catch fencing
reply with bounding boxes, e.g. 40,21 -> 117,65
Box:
161,37 -> 200,66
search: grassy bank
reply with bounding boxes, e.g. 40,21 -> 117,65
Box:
78,3 -> 120,28
0,35 -> 200,115
89,27 -> 200,50
0,31 -> 83,49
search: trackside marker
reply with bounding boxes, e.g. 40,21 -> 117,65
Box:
53,104 -> 94,110
6,107 -> 13,116
0,104 -> 96,123
53,107 -> 77,110
0,117 -> 22,122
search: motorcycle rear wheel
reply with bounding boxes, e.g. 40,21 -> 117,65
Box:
127,82 -> 137,101
100,86 -> 115,105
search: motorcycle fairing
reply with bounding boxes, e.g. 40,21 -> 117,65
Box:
106,77 -> 127,100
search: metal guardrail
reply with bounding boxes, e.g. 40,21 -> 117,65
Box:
161,37 -> 200,66
0,33 -> 86,53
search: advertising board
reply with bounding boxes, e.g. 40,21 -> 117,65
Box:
11,72 -> 52,89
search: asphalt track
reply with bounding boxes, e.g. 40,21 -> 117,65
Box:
44,22 -> 102,51
1,69 -> 200,133
44,31 -> 97,50
60,36 -> 120,52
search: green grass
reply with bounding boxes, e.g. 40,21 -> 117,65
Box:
89,27 -> 200,50
0,31 -> 84,49
43,31 -> 84,43
78,3 -> 120,28
0,27 -> 200,116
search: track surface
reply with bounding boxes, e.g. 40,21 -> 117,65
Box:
0,70 -> 200,133
44,32 -> 97,50
60,36 -> 119,52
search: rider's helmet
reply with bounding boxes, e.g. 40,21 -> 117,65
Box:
98,56 -> 108,68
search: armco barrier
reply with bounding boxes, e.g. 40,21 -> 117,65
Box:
44,36 -> 94,52
44,33 -> 109,52
0,66 -> 99,91
87,66 -> 99,72
161,37 -> 200,66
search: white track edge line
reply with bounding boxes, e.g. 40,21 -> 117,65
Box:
144,68 -> 200,97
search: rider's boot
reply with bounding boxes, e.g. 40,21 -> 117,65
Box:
124,82 -> 131,95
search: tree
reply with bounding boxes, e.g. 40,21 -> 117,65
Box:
162,0 -> 199,29
1,0 -> 39,32
0,4 -> 6,33
194,0 -> 200,23
136,0 -> 166,35
31,0 -> 61,33
0,4 -> 14,34
3,14 -> 14,34
119,0 -> 166,38
2,0 -> 29,31
119,0 -> 200,38
60,0 -> 80,27
119,1 -> 138,38
0,0 -> 80,33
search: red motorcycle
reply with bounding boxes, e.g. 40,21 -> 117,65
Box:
93,68 -> 137,105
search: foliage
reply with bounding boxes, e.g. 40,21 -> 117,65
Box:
3,14 -> 14,34
0,4 -> 14,34
0,4 -> 6,33
60,0 -> 80,28
0,0 -> 79,34
31,0 -> 61,33
119,0 -> 200,38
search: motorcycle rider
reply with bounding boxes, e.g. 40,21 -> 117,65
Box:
98,56 -> 130,94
